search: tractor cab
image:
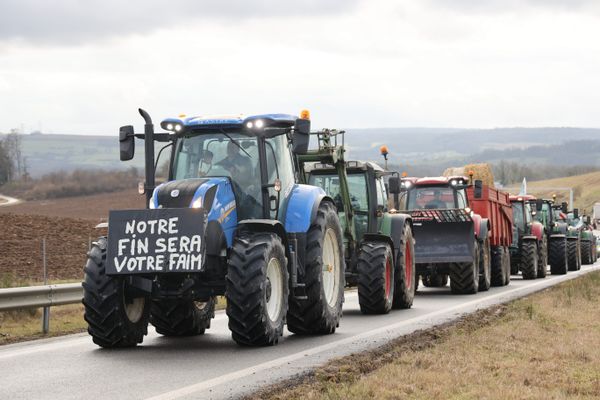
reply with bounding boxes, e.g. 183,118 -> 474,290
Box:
305,160 -> 389,245
397,176 -> 470,211
509,195 -> 537,238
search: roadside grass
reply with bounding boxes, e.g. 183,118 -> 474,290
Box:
0,295 -> 228,346
250,272 -> 600,400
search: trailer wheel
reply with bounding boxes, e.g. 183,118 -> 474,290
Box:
581,240 -> 591,265
478,238 -> 491,291
549,237 -> 568,275
392,224 -> 416,309
537,235 -> 548,278
83,237 -> 150,348
287,201 -> 344,335
490,246 -> 504,287
422,274 -> 448,287
450,240 -> 480,294
358,242 -> 394,314
151,297 -> 215,336
503,247 -> 511,285
567,239 -> 581,271
226,232 -> 288,346
521,240 -> 538,280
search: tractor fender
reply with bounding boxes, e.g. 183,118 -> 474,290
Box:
364,213 -> 412,261
522,235 -> 539,245
530,222 -> 544,241
477,218 -> 490,242
471,213 -> 485,239
550,233 -> 566,240
237,219 -> 290,259
284,184 -> 333,234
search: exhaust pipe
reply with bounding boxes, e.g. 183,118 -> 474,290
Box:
139,108 -> 155,207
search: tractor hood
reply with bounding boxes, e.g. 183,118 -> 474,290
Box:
151,177 -> 229,215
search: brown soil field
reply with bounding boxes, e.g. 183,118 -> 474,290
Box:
0,189 -> 144,221
0,214 -> 103,283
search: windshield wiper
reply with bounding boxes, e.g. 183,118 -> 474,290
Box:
219,128 -> 252,158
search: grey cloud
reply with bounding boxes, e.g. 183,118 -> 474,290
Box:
0,0 -> 359,45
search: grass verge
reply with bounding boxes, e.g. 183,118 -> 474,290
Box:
248,272 -> 600,400
0,296 -> 227,346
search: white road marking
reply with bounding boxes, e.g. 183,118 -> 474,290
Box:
145,264 -> 600,400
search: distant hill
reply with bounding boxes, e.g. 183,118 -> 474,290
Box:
2,127 -> 600,177
504,171 -> 600,212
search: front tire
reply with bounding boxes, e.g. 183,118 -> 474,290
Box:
358,242 -> 394,314
549,237 -> 568,275
537,235 -> 548,278
83,237 -> 150,348
151,298 -> 215,336
479,238 -> 491,291
567,239 -> 581,271
521,240 -> 538,280
226,232 -> 289,346
450,240 -> 480,294
581,240 -> 592,265
287,201 -> 344,335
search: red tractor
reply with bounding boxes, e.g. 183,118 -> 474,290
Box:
509,195 -> 547,279
395,176 -> 498,294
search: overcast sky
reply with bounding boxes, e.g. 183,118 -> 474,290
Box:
1,0 -> 599,134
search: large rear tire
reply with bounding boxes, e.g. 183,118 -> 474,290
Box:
287,201 -> 344,335
83,237 -> 150,348
358,242 -> 394,314
490,246 -> 504,287
503,247 -> 511,285
537,235 -> 548,278
422,274 -> 448,287
393,225 -> 416,309
151,297 -> 215,336
521,240 -> 538,280
567,239 -> 581,271
581,240 -> 592,265
478,238 -> 491,291
226,232 -> 289,346
549,237 -> 568,275
450,240 -> 480,294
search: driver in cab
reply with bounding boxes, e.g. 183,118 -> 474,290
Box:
425,189 -> 447,209
218,140 -> 252,182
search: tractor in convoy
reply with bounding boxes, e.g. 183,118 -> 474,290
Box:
466,182 -> 513,287
566,208 -> 597,266
296,129 -> 416,314
393,175 -> 510,294
83,109 -> 347,347
531,197 -> 569,275
508,195 -> 547,279
565,209 -> 583,271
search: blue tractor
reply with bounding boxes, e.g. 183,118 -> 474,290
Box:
83,109 -> 345,347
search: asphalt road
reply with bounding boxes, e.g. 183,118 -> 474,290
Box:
1,262 -> 599,400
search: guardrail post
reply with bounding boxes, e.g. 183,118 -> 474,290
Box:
42,238 -> 50,334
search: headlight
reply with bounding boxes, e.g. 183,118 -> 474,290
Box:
465,207 -> 471,214
149,198 -> 156,209
450,180 -> 457,186
192,198 -> 203,209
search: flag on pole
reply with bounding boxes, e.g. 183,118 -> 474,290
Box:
519,177 -> 527,195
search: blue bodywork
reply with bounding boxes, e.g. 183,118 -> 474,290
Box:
161,114 -> 299,131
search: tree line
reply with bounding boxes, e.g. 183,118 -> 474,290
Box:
0,131 -> 28,186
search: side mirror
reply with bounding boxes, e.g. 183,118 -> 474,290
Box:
292,118 -> 310,154
585,215 -> 591,224
119,125 -> 135,161
535,199 -> 544,211
561,202 -> 568,213
473,179 -> 483,199
574,208 -> 579,219
388,176 -> 401,194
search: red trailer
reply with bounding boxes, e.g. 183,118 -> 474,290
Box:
467,185 -> 514,286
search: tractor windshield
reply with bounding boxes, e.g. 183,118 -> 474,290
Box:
405,186 -> 464,210
512,202 -> 525,229
534,202 -> 552,226
173,132 -> 262,216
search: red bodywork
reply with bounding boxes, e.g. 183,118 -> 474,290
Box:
467,185 -> 514,247
508,194 -> 545,241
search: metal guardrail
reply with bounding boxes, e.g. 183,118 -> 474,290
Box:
0,283 -> 83,312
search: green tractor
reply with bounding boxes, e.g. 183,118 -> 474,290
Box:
562,207 -> 582,271
297,129 -> 416,314
568,210 -> 597,265
531,198 -> 569,275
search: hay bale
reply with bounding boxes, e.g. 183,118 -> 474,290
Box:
443,163 -> 495,187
